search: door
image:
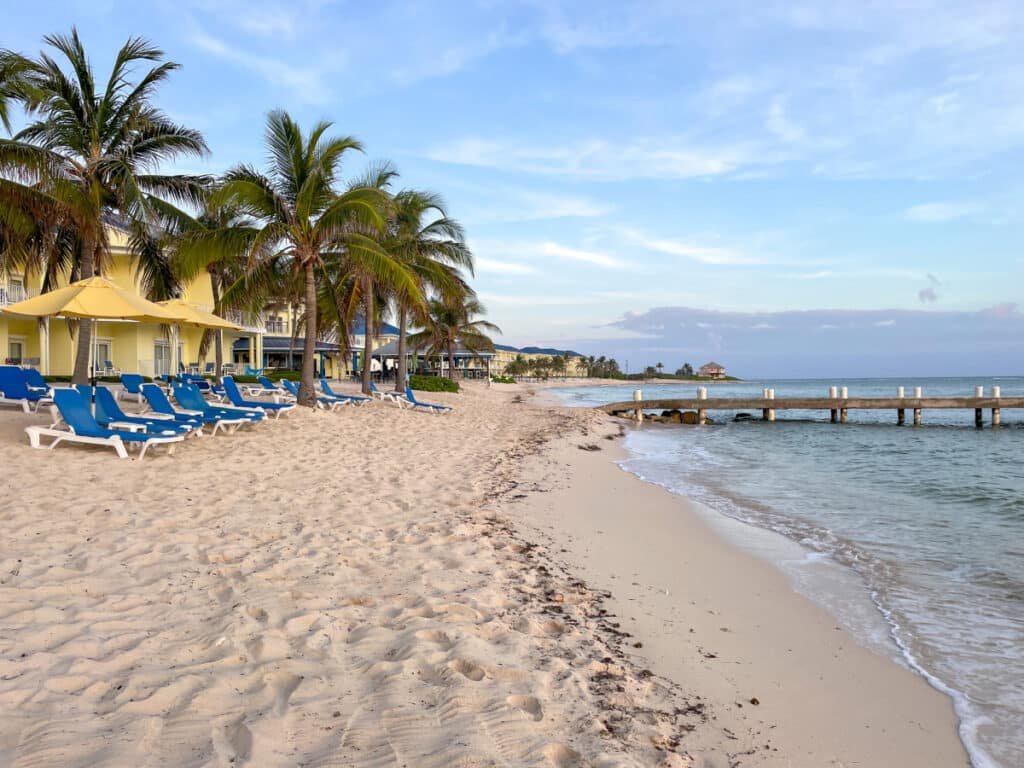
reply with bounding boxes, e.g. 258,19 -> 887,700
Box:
7,339 -> 24,365
154,341 -> 171,377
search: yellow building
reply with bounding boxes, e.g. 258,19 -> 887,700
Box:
1,222 -> 256,377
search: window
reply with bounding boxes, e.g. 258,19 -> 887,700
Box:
95,340 -> 112,367
7,338 -> 24,365
154,341 -> 171,376
8,276 -> 25,302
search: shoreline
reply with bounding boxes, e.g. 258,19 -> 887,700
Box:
510,386 -> 969,766
0,381 -> 971,766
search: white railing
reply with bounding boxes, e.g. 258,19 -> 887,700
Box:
0,284 -> 29,305
265,319 -> 286,334
224,310 -> 265,333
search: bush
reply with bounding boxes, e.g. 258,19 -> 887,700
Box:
409,374 -> 458,393
490,375 -> 516,384
44,374 -> 148,383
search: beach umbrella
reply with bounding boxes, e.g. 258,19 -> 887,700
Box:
1,276 -> 188,404
156,299 -> 242,378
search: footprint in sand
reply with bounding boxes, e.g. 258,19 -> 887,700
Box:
449,658 -> 485,681
506,694 -> 543,721
211,716 -> 253,763
543,743 -> 583,767
414,629 -> 454,649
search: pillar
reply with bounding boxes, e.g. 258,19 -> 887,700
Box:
767,388 -> 776,422
992,386 -> 1001,426
762,387 -> 770,421
913,386 -> 922,426
633,388 -> 643,422
839,386 -> 848,423
830,386 -> 838,423
697,386 -> 707,425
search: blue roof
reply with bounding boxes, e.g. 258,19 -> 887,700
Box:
352,320 -> 400,335
496,344 -> 584,356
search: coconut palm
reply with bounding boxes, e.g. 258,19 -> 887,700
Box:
407,293 -> 500,381
0,29 -> 208,382
211,112 -> 416,406
385,189 -> 472,392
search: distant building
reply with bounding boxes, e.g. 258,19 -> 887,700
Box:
699,361 -> 727,379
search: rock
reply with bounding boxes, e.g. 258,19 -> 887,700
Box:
680,411 -> 700,425
733,412 -> 754,422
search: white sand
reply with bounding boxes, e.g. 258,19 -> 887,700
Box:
0,382 -> 968,766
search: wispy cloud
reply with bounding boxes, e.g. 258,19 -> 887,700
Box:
539,242 -> 622,268
475,257 -> 537,275
425,137 -> 767,180
189,28 -> 344,104
905,201 -> 983,222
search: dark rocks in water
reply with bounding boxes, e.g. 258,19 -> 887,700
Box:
733,412 -> 755,422
681,411 -> 701,425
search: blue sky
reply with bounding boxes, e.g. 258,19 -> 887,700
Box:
5,1 -> 1024,375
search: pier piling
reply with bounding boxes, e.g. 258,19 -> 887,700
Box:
762,388 -> 770,421
767,388 -> 776,422
840,386 -> 849,423
913,386 -> 923,425
993,386 -> 1001,426
829,386 -> 838,423
975,386 -> 985,428
633,389 -> 643,423
698,387 -> 707,425
897,386 -> 905,425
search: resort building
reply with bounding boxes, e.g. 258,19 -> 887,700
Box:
0,221 -> 402,378
493,344 -> 587,377
699,361 -> 727,378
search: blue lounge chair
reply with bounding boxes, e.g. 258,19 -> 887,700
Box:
321,379 -> 372,406
222,376 -> 295,418
23,368 -> 53,396
280,379 -> 343,410
140,383 -> 209,431
203,362 -> 215,375
171,382 -> 264,430
25,388 -> 183,459
369,381 -> 407,406
119,373 -> 147,404
256,375 -> 292,397
75,385 -> 196,437
0,365 -> 54,412
244,365 -> 264,376
404,386 -> 451,414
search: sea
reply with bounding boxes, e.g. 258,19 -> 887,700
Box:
553,377 -> 1023,768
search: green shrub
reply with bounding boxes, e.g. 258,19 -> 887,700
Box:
409,374 -> 458,393
44,374 -> 149,383
490,375 -> 516,384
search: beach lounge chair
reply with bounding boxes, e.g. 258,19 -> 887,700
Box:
222,376 -> 295,418
23,368 -> 53,396
75,385 -> 197,437
321,379 -> 372,406
279,378 -> 344,411
404,386 -> 452,414
0,365 -> 54,412
370,381 -> 408,407
244,365 -> 264,376
25,388 -> 184,459
203,362 -> 215,375
118,373 -> 147,404
171,382 -> 264,431
102,360 -> 121,376
141,383 -> 213,432
258,375 -> 294,397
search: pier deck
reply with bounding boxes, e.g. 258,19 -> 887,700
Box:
598,388 -> 1019,427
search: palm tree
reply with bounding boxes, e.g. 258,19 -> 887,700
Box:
385,189 -> 472,392
211,111 -> 398,406
0,29 -> 208,383
408,293 -> 500,380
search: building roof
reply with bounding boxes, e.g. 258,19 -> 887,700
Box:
351,320 -> 400,336
493,343 -> 583,356
234,335 -> 340,353
371,339 -> 495,359
700,361 -> 725,368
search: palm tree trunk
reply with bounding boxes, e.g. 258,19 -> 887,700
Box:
447,341 -> 455,382
297,261 -> 317,407
71,232 -> 96,384
360,278 -> 373,395
394,306 -> 408,393
210,270 -> 223,376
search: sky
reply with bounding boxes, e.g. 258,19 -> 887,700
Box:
4,0 -> 1024,376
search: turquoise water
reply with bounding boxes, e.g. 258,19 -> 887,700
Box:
555,377 -> 1024,768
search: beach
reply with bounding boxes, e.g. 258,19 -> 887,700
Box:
0,382 -> 967,766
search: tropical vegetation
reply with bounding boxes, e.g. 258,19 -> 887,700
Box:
0,28 -> 499,403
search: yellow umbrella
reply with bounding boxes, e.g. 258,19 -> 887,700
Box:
156,299 -> 241,331
1,276 -> 182,324
1,276 -> 192,404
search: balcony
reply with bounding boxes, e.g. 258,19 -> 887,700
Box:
265,319 -> 286,334
224,310 -> 265,334
0,284 -> 30,306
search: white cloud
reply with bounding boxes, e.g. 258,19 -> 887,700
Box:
904,201 -> 983,222
616,227 -> 777,266
425,137 -> 765,180
475,257 -> 537,275
766,99 -> 806,144
539,242 -> 622,269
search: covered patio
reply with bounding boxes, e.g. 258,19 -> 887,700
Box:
371,339 -> 495,380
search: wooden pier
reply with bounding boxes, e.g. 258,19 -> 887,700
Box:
597,386 -> 1019,427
